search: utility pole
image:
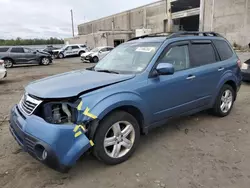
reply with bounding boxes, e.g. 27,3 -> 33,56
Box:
70,9 -> 75,37
167,0 -> 172,32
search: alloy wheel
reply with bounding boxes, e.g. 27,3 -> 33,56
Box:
42,57 -> 50,65
4,59 -> 13,68
220,89 -> 233,113
104,121 -> 135,159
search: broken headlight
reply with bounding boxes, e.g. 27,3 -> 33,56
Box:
43,102 -> 78,124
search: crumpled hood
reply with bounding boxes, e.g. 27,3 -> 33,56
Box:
52,49 -> 63,52
26,70 -> 135,99
38,51 -> 51,56
81,52 -> 94,57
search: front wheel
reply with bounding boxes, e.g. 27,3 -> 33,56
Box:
93,111 -> 140,165
40,57 -> 50,65
92,56 -> 99,63
211,84 -> 235,117
58,53 -> 64,59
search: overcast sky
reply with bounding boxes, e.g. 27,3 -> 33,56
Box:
0,0 -> 159,39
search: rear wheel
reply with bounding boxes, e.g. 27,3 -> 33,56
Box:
79,51 -> 85,57
93,111 -> 140,165
211,84 -> 235,117
93,56 -> 99,63
3,59 -> 13,68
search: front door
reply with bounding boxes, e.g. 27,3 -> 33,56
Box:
23,48 -> 37,63
99,48 -> 110,60
144,41 -> 200,123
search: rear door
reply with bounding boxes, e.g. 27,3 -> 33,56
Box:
71,45 -> 80,55
10,47 -> 25,63
188,40 -> 222,106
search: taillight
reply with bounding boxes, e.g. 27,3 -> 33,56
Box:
237,59 -> 242,68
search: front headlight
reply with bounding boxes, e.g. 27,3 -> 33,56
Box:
43,102 -> 78,124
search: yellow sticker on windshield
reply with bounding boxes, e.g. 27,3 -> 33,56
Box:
136,47 -> 155,53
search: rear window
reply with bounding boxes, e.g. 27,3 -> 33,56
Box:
213,40 -> 233,61
11,47 -> 24,53
190,43 -> 216,67
0,47 -> 9,52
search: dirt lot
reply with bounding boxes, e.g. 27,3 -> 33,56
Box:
1,53 -> 250,188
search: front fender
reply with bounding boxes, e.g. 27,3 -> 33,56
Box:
78,92 -> 150,127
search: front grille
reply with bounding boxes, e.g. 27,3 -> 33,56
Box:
19,93 -> 42,115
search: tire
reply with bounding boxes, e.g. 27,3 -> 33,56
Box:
211,84 -> 235,117
93,111 -> 140,165
58,53 -> 64,59
93,56 -> 99,63
40,57 -> 50,65
79,51 -> 85,57
3,58 -> 14,68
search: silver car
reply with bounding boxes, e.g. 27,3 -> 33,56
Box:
0,59 -> 7,80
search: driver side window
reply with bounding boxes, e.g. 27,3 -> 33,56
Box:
159,45 -> 190,72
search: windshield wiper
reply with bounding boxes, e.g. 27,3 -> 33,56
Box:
96,69 -> 119,74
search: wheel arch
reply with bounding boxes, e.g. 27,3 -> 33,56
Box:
212,73 -> 238,106
2,56 -> 15,64
86,93 -> 150,139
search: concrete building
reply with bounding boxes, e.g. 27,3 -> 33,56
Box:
65,0 -> 250,48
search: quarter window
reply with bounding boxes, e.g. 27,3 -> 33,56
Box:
0,47 -> 9,52
72,46 -> 80,49
11,47 -> 24,53
213,40 -> 233,61
159,45 -> 190,71
190,43 -> 216,67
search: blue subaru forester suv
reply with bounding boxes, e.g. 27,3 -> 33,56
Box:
9,32 -> 242,172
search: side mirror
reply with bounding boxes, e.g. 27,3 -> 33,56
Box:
33,51 -> 37,54
156,63 -> 174,75
99,50 -> 102,53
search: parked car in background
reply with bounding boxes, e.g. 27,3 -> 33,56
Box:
81,46 -> 114,63
9,32 -> 242,172
0,59 -> 7,80
52,44 -> 88,59
0,47 -> 52,68
241,59 -> 250,81
41,45 -> 60,56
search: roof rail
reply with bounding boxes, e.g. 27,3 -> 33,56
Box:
128,32 -> 173,41
128,31 -> 223,41
168,31 -> 222,38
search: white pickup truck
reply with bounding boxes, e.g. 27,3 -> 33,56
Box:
52,44 -> 89,59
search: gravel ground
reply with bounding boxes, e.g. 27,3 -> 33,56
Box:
0,53 -> 250,188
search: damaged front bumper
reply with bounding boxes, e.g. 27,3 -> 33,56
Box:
9,105 -> 93,172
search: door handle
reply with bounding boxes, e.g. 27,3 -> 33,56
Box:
218,67 -> 225,71
186,75 -> 196,80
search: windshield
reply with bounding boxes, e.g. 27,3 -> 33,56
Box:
91,47 -> 101,52
94,42 -> 161,74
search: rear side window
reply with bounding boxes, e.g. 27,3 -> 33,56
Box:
72,46 -> 79,49
0,47 -> 9,52
213,40 -> 233,61
190,43 -> 216,67
11,47 -> 24,53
